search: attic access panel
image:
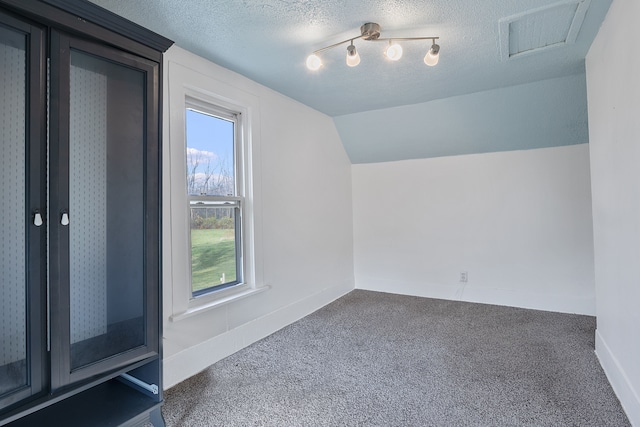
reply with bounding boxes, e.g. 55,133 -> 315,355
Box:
499,0 -> 591,60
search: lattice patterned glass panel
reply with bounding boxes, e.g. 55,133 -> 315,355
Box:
0,24 -> 27,397
69,52 -> 108,346
69,49 -> 146,370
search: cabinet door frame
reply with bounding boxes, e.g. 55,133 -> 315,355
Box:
0,9 -> 47,412
48,30 -> 160,391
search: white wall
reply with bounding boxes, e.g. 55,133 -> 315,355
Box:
586,0 -> 640,423
352,144 -> 595,315
162,46 -> 354,388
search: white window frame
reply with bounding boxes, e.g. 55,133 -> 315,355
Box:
166,61 -> 265,321
185,100 -> 244,296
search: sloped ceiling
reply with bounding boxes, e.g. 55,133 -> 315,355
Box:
88,0 -> 611,162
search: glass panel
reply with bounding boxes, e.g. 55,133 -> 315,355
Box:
190,202 -> 239,294
186,109 -> 239,295
68,50 -> 146,370
185,109 -> 235,197
0,24 -> 28,397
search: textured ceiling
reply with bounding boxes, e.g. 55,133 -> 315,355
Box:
87,0 -> 611,163
87,0 -> 611,117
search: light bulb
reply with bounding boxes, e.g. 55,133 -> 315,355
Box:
346,44 -> 360,67
306,54 -> 322,71
424,44 -> 440,66
385,43 -> 403,61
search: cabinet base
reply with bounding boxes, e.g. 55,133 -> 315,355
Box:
3,379 -> 164,427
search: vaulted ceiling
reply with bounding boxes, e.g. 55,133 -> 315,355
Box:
89,0 -> 611,162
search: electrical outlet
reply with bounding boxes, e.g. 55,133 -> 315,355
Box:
460,271 -> 468,283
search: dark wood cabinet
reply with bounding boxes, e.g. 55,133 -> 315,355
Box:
0,1 -> 172,425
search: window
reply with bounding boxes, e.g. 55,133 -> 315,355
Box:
185,100 -> 243,296
166,58 -> 265,320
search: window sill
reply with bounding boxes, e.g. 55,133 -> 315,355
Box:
169,284 -> 270,322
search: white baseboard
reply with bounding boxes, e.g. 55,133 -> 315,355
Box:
595,329 -> 640,426
163,280 -> 353,389
355,278 -> 595,315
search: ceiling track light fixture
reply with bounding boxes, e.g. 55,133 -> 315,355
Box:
306,22 -> 440,71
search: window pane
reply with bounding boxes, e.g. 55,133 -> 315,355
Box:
190,203 -> 239,293
185,109 -> 235,197
0,23 -> 28,397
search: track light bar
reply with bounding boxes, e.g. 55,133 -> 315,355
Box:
306,22 -> 440,71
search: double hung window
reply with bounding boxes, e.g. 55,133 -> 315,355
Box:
185,100 -> 243,296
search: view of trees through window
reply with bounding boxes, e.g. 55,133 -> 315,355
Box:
186,108 -> 240,294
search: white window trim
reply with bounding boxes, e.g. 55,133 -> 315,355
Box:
166,60 -> 265,321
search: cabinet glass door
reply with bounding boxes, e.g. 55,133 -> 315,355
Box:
0,18 -> 28,404
49,32 -> 159,388
67,48 -> 147,370
0,13 -> 46,411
